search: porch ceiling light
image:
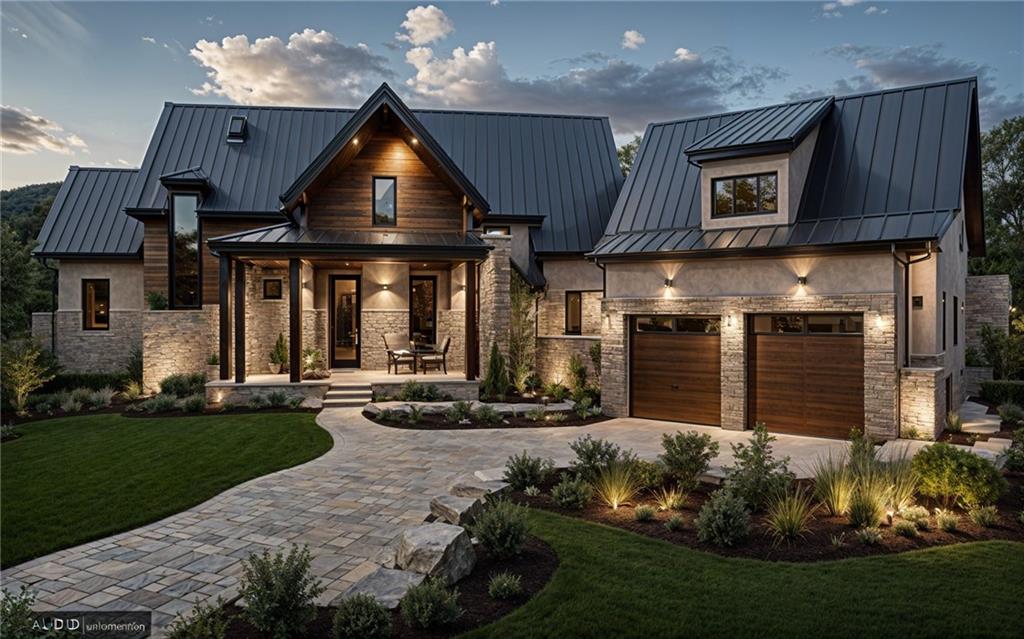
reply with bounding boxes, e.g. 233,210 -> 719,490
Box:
664,278 -> 673,288
411,137 -> 418,145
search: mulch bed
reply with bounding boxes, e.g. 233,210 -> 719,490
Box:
221,536 -> 558,639
513,474 -> 1024,562
4,404 -> 125,426
366,411 -> 609,430
121,406 -> 320,419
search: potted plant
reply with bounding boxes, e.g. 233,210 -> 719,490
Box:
268,333 -> 288,374
206,353 -> 219,380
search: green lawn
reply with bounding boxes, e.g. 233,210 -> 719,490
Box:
470,510 -> 1024,638
1,413 -> 332,567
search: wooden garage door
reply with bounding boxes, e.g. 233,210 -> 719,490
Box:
630,316 -> 721,426
748,314 -> 864,438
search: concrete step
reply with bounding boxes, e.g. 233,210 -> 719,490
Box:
325,389 -> 372,398
328,383 -> 372,392
323,398 -> 371,408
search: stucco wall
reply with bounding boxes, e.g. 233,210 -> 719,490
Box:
57,259 -> 143,310
538,258 -> 603,337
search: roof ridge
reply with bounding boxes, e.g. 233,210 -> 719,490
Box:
163,101 -> 610,121
67,166 -> 139,173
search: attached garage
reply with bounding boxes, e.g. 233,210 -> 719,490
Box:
629,316 -> 721,425
747,314 -> 865,438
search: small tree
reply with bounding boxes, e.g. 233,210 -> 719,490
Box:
507,272 -> 538,394
482,342 -> 509,400
269,333 -> 289,372
567,352 -> 588,395
1,340 -> 55,415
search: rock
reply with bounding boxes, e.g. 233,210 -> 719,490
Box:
430,495 -> 482,526
339,567 -> 425,610
396,523 -> 476,583
362,403 -> 381,417
300,396 -> 323,409
449,474 -> 510,499
474,468 -> 506,482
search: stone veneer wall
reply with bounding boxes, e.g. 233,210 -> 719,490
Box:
361,310 -> 409,370
479,235 -> 511,373
900,367 -> 944,439
246,267 -> 290,376
371,380 -> 478,401
142,309 -> 217,392
32,310 -> 143,373
536,336 -> 600,386
963,365 -> 993,397
303,309 -> 327,362
207,382 -> 329,406
965,274 -> 1011,353
601,294 -> 898,440
437,309 -> 466,372
538,290 -> 602,336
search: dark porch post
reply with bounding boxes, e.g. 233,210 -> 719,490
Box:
218,255 -> 231,380
234,260 -> 246,383
465,261 -> 478,380
289,258 -> 302,383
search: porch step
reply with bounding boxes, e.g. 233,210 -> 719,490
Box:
323,383 -> 372,409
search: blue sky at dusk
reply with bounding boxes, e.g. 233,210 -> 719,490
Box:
2,1 -> 1022,188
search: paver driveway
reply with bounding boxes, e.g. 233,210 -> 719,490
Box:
3,409 -> 848,632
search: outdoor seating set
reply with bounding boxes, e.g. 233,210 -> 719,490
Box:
383,333 -> 451,374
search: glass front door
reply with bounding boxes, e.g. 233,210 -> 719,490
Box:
330,275 -> 360,368
410,276 -> 437,348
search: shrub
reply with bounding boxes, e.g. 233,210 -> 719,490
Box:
1,339 -> 55,415
592,460 -> 642,510
573,395 -> 594,419
40,371 -> 130,394
487,572 -> 522,600
542,382 -> 568,402
142,394 -> 178,414
980,380 -> 1024,406
473,404 -> 503,425
503,451 -> 554,490
659,431 -> 719,492
665,514 -> 685,532
811,453 -> 854,516
545,411 -> 567,423
847,428 -> 878,476
589,341 -> 602,376
855,527 -> 882,545
269,333 -> 288,369
288,396 -> 304,409
88,386 -> 117,408
377,408 -> 401,422
400,576 -> 462,630
998,402 -> 1024,425
1004,428 -> 1024,472
248,394 -> 270,410
0,587 -> 37,638
525,406 -> 547,422
893,520 -> 919,538
146,290 -> 169,310
125,346 -> 144,384
848,469 -> 890,529
830,533 -> 846,548
406,405 -> 424,425
181,394 -> 206,413
653,484 -> 687,511
567,353 -> 588,395
900,505 -> 931,530
72,386 -> 93,403
629,459 -> 665,490
935,508 -> 959,532
634,504 -> 656,522
968,505 -> 1000,528
569,434 -> 626,482
121,380 -> 144,401
239,545 -> 324,639
913,442 -> 1008,507
301,348 -> 328,375
884,451 -> 919,513
723,423 -> 794,511
472,498 -> 529,559
396,381 -> 442,402
332,593 -> 390,639
946,410 -> 963,433
444,400 -> 473,423
523,485 -> 540,497
60,396 -> 83,413
482,342 -> 509,400
978,324 -> 1024,381
167,598 -> 229,639
160,372 -> 206,398
550,473 -> 592,509
695,489 -> 750,547
763,486 -> 816,546
266,390 -> 289,408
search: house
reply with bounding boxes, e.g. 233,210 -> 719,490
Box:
590,77 -> 987,441
32,84 -> 620,395
33,78 -> 998,440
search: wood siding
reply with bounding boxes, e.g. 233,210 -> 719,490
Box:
748,334 -> 864,438
143,219 -> 168,298
201,219 -> 267,305
306,129 -> 463,233
630,332 -> 721,426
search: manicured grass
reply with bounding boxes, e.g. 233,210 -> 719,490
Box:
469,510 -> 1024,638
1,413 -> 332,567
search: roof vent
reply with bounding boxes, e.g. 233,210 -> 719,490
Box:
226,115 -> 247,143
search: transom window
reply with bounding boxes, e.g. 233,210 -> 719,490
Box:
750,314 -> 863,335
170,193 -> 200,308
634,316 -> 721,334
82,279 -> 110,330
484,226 -> 510,235
713,172 -> 778,217
373,177 -> 396,226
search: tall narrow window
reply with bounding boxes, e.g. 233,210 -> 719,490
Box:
953,295 -> 959,346
373,177 -> 396,226
565,291 -> 582,335
170,193 -> 200,308
82,279 -> 110,330
942,291 -> 947,351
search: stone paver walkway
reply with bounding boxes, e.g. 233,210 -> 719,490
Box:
2,410 -> 848,633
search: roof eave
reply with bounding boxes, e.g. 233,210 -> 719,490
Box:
588,238 -> 937,262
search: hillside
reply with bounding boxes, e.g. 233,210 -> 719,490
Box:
1,181 -> 61,244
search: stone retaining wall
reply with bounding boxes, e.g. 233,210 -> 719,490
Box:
206,381 -> 329,406
966,274 -> 1011,353
899,367 -> 944,440
371,379 -> 479,402
964,365 -> 993,397
33,310 -> 143,373
536,336 -> 600,387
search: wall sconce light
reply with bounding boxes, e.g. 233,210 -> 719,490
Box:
797,275 -> 808,286
664,278 -> 673,288
458,284 -> 467,291
875,314 -> 885,329
352,137 -> 359,145
381,284 -> 390,291
726,313 -> 735,328
411,137 -> 418,145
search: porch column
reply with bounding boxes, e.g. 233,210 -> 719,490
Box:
289,258 -> 302,383
234,260 -> 246,383
218,255 -> 231,380
465,260 -> 479,380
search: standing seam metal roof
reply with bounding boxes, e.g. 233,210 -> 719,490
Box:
684,96 -> 834,160
34,167 -> 141,257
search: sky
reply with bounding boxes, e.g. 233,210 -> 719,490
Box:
1,1 -> 1022,189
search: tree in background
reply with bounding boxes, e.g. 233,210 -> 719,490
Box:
0,183 -> 60,340
617,135 -> 642,177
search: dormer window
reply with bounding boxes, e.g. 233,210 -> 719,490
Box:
227,115 -> 247,143
712,172 -> 778,217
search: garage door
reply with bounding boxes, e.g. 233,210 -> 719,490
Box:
748,314 -> 864,438
630,316 -> 721,425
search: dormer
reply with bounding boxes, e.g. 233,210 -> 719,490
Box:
689,96 -> 833,231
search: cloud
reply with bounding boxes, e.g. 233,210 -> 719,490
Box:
550,51 -> 611,67
1,105 -> 88,155
396,5 -> 453,46
404,41 -> 784,134
189,29 -> 392,106
490,0 -> 500,6
863,6 -> 888,15
141,36 -> 156,44
821,0 -> 861,18
621,30 -> 645,50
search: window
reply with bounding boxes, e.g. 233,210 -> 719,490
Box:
483,226 -> 510,235
712,172 -> 778,217
942,292 -> 947,350
263,279 -> 283,300
565,292 -> 582,335
226,115 -> 247,143
82,279 -> 110,330
953,295 -> 959,346
635,316 -> 720,334
750,314 -> 863,335
170,193 -> 200,308
959,221 -> 964,252
372,177 -> 396,226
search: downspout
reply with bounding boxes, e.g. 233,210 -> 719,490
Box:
41,258 -> 58,354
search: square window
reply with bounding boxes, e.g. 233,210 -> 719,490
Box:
373,177 -> 396,226
565,292 -> 582,335
711,172 -> 778,217
713,179 -> 733,216
734,176 -> 758,213
263,279 -> 283,300
83,279 -> 110,330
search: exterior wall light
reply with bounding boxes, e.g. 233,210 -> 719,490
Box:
411,137 -> 418,145
664,278 -> 673,288
797,276 -> 808,286
352,137 -> 359,145
458,284 -> 467,291
381,284 -> 390,291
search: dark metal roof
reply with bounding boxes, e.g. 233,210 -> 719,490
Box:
684,96 -> 833,162
125,92 -> 622,254
35,167 -> 141,258
596,77 -> 982,259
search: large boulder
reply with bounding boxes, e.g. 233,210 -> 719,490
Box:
430,495 -> 483,526
396,523 -> 475,583
339,567 -> 425,610
449,474 -> 510,499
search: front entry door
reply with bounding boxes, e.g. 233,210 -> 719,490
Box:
410,275 -> 437,348
330,275 -> 360,368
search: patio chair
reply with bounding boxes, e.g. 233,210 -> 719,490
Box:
418,336 -> 451,374
383,333 -> 415,374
